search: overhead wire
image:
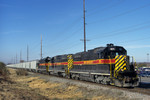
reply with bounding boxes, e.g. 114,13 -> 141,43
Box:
88,3 -> 150,24
52,41 -> 82,55
87,0 -> 124,17
46,16 -> 83,45
46,2 -> 150,56
49,27 -> 83,47
45,0 -> 117,49
88,35 -> 150,50
42,26 -> 83,56
90,21 -> 150,40
43,17 -> 83,56
27,41 -> 41,60
42,1 -> 124,56
92,25 -> 150,40
31,2 -> 150,58
43,0 -> 120,47
116,36 -> 150,44
87,0 -> 112,12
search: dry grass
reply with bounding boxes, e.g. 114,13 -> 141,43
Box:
0,68 -> 49,100
16,69 -> 28,76
19,77 -> 83,99
1,68 -> 83,99
0,68 -> 130,100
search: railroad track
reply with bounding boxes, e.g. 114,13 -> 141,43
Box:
28,71 -> 150,96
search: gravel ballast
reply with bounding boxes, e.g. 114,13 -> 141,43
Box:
29,72 -> 150,100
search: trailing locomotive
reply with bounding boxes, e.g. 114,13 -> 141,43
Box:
38,44 -> 139,87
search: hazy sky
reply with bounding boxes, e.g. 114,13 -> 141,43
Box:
1,0 -> 150,64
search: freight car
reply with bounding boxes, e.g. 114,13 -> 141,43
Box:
39,44 -> 139,87
7,60 -> 39,72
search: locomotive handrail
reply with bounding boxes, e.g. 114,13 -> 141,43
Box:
108,56 -> 113,79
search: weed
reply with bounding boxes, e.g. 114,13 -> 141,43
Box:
0,62 -> 10,80
16,69 -> 28,76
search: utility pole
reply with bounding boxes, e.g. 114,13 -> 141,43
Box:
20,50 -> 22,63
14,56 -> 15,64
147,53 -> 149,67
27,45 -> 29,62
16,53 -> 17,64
41,35 -> 43,59
12,57 -> 13,64
83,0 -> 86,52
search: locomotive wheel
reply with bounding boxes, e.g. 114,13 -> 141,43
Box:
114,80 -> 123,87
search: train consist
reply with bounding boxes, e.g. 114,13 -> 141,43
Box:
7,44 -> 139,87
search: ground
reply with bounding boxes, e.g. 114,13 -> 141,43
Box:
0,68 -> 149,100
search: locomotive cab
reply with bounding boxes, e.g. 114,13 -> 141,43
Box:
102,43 -> 126,59
101,44 -> 138,87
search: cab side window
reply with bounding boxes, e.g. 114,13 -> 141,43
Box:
97,52 -> 100,58
97,52 -> 104,59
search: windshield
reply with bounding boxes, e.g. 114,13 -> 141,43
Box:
106,51 -> 126,58
115,51 -> 126,56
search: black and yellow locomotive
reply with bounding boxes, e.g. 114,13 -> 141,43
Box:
38,44 -> 139,87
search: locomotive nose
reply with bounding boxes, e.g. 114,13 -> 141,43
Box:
114,55 -> 127,77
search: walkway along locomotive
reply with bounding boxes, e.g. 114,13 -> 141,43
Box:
38,44 -> 139,87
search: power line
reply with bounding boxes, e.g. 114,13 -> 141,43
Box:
51,20 -> 150,50
45,24 -> 150,57
87,0 -> 124,17
46,17 -> 83,45
87,0 -> 113,12
89,3 -> 150,24
87,35 -> 150,50
55,41 -> 82,55
91,24 -> 150,40
47,27 -> 83,47
46,21 -> 150,55
24,1 -> 150,58
116,36 -> 150,44
58,17 -> 82,36
44,0 -> 86,55
90,20 -> 150,38
42,26 -> 83,56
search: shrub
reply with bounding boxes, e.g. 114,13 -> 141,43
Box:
0,62 -> 10,80
16,69 -> 28,76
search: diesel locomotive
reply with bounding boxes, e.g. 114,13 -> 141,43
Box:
38,44 -> 139,87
